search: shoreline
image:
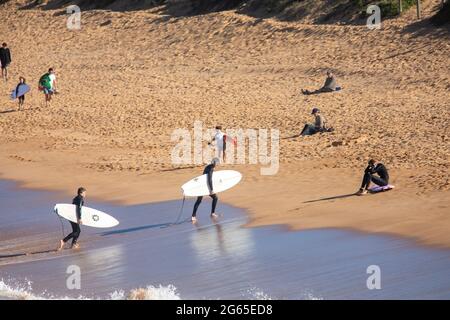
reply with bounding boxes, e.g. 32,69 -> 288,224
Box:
2,176 -> 450,300
1,153 -> 449,250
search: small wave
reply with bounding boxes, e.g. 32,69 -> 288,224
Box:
0,280 -> 42,300
243,287 -> 323,300
0,279 -> 181,300
109,285 -> 181,300
244,287 -> 273,300
301,291 -> 323,300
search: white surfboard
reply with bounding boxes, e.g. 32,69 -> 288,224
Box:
54,204 -> 119,228
181,170 -> 242,197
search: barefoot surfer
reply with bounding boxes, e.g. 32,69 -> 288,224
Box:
357,159 -> 389,195
58,187 -> 85,250
15,77 -> 27,111
191,158 -> 220,223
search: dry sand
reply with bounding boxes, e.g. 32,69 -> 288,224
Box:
0,1 -> 449,246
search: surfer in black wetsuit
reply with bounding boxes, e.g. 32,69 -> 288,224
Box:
15,77 -> 26,110
357,159 -> 389,195
58,187 -> 86,250
191,158 -> 220,223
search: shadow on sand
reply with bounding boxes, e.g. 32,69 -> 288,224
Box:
16,0 -> 365,24
303,193 -> 357,204
1,108 -> 39,114
0,249 -> 58,259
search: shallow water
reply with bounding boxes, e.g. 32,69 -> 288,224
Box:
1,179 -> 450,299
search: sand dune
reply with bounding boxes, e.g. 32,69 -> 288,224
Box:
0,0 -> 449,246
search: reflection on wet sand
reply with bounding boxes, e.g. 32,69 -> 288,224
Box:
191,221 -> 255,262
2,180 -> 450,299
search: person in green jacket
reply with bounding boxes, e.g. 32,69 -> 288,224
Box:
39,68 -> 57,107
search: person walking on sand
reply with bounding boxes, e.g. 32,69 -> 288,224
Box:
191,158 -> 220,223
357,159 -> 389,195
58,187 -> 86,250
39,68 -> 57,107
301,71 -> 338,95
0,43 -> 12,82
209,126 -> 226,162
15,77 -> 27,111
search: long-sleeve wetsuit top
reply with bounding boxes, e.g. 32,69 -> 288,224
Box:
15,83 -> 25,96
72,195 -> 84,220
203,164 -> 215,194
365,163 -> 389,183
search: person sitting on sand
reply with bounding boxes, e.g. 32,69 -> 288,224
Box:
0,43 -> 12,82
300,108 -> 331,136
357,159 -> 389,195
15,77 -> 27,111
301,71 -> 338,95
39,68 -> 57,107
58,187 -> 85,250
191,158 -> 220,223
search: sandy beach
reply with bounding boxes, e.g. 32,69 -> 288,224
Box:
0,0 -> 449,250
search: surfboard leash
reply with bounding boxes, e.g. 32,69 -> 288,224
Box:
54,208 -> 65,238
174,195 -> 186,225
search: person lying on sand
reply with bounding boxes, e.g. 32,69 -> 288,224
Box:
191,158 -> 220,223
357,159 -> 389,195
300,108 -> 333,136
301,71 -> 340,95
58,187 -> 85,250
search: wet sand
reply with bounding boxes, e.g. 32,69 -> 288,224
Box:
2,180 -> 450,300
0,1 -> 449,247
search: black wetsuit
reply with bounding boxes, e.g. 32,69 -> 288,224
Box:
63,195 -> 84,246
0,47 -> 11,68
360,163 -> 389,190
16,83 -> 26,102
192,164 -> 218,218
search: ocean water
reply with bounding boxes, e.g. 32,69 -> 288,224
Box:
1,180 -> 450,300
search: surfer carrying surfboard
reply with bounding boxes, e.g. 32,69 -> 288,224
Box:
191,158 -> 220,223
57,187 -> 85,250
14,77 -> 27,111
357,159 -> 390,195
